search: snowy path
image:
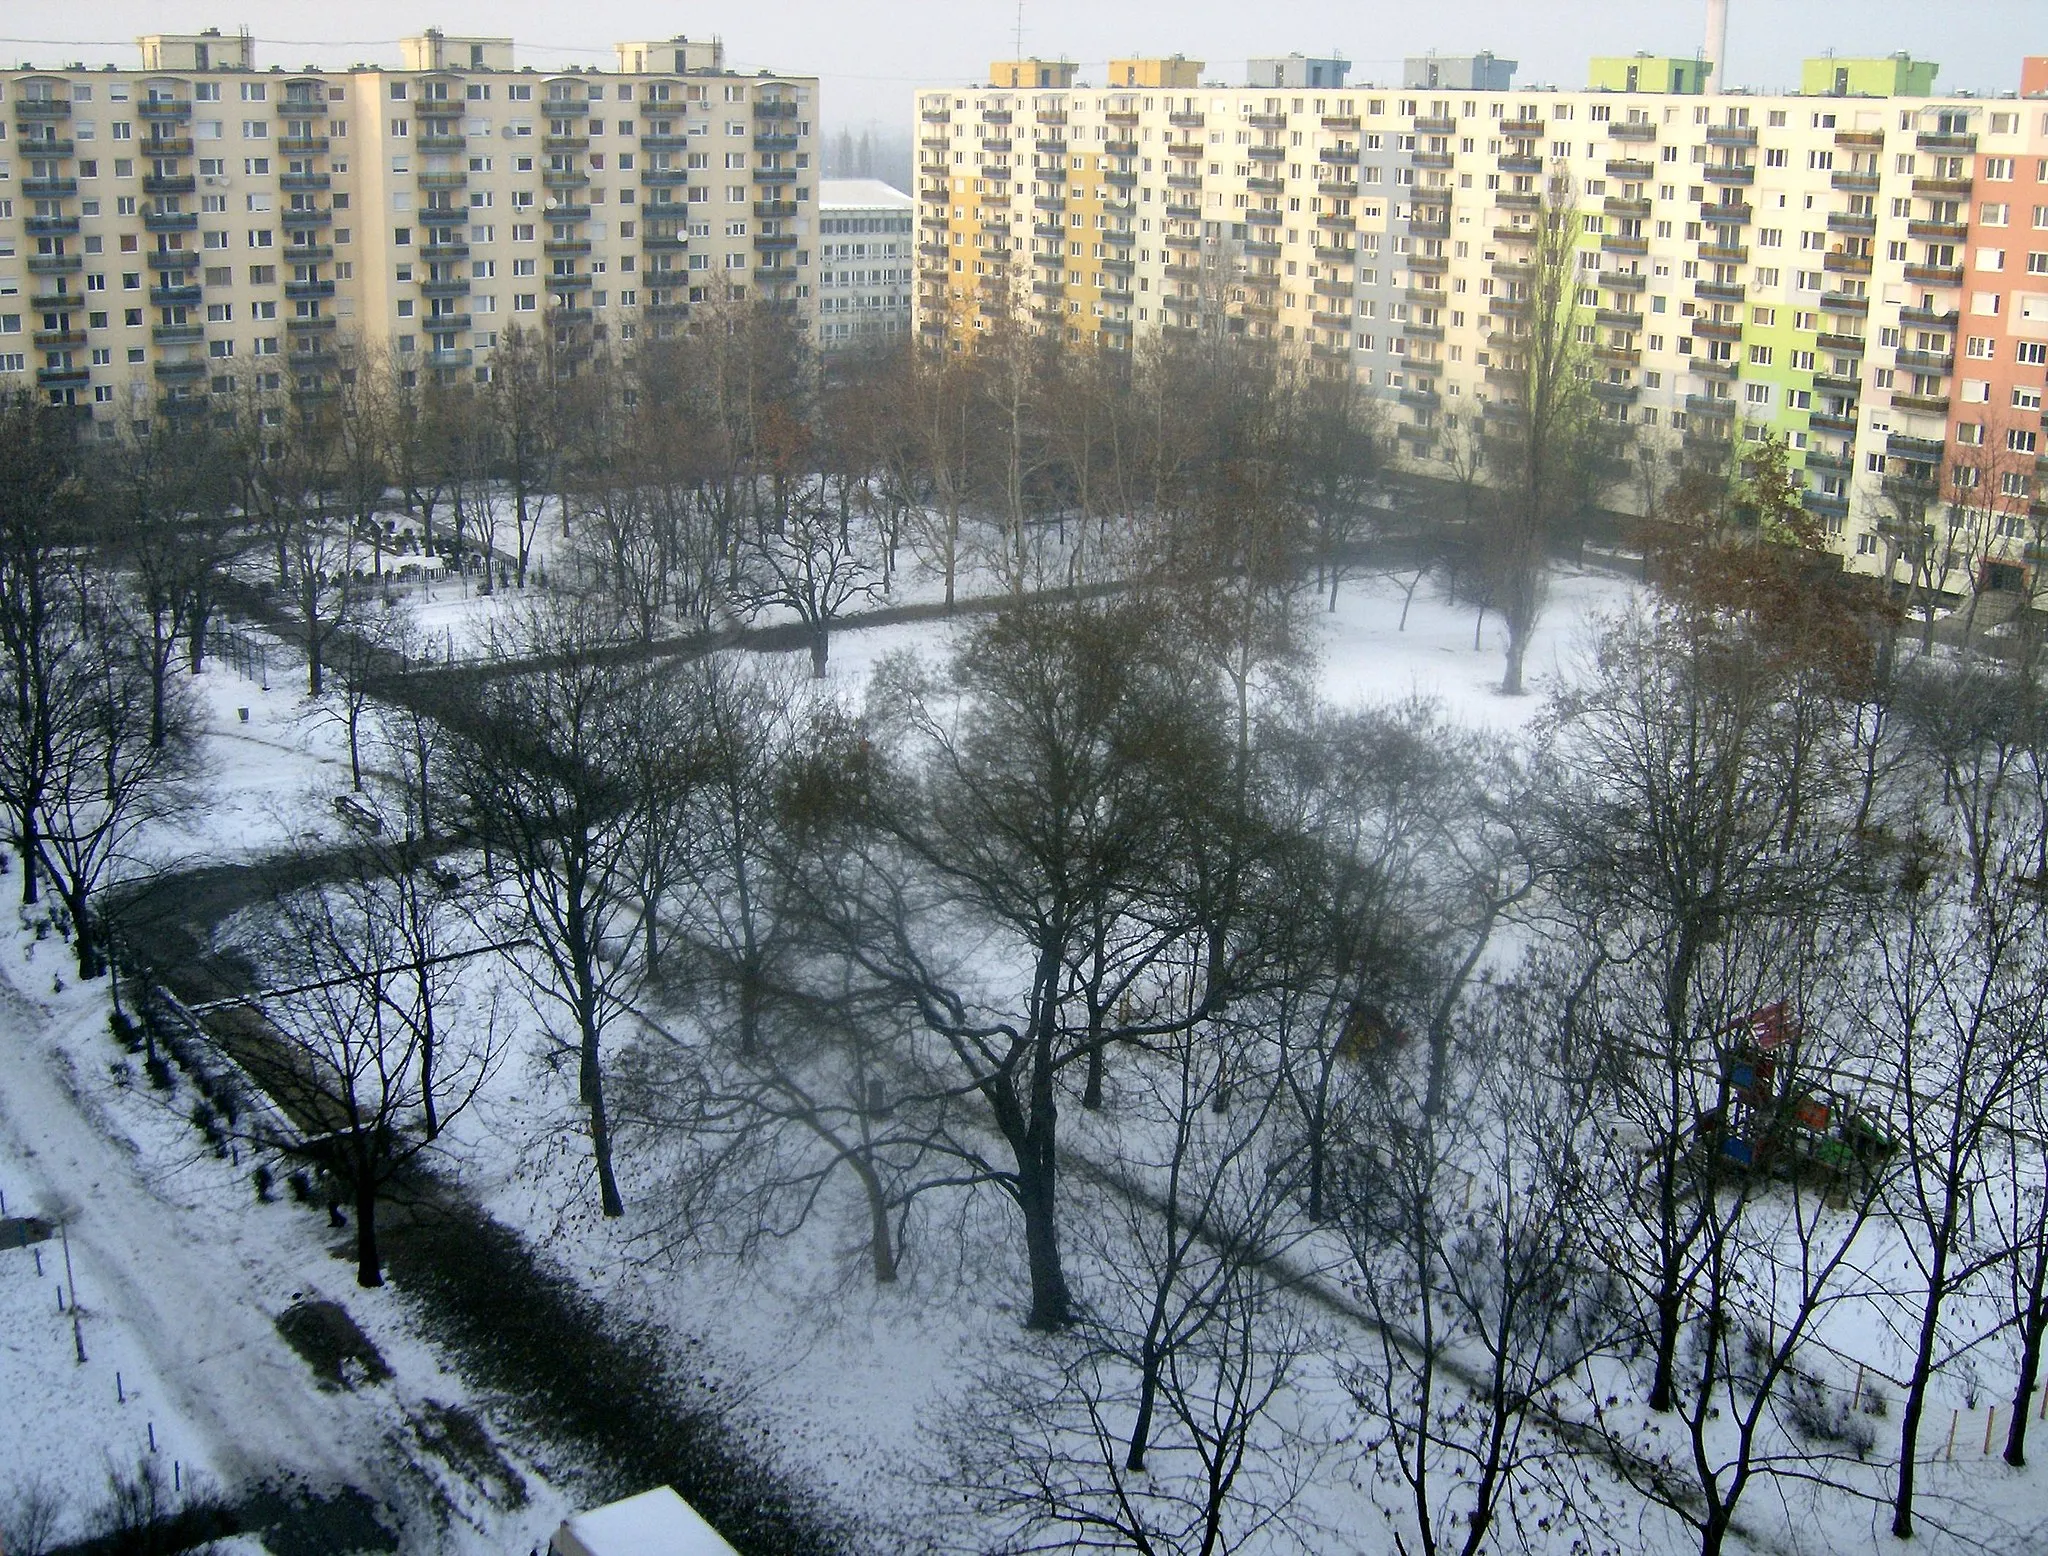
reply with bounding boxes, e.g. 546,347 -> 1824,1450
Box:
0,955 -> 410,1518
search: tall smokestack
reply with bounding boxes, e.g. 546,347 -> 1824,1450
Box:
1705,0 -> 1729,92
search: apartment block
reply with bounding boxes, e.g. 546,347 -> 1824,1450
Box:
912,51 -> 2048,588
817,179 -> 913,348
0,28 -> 820,423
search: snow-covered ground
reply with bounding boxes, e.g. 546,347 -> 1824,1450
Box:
21,560 -> 2045,1555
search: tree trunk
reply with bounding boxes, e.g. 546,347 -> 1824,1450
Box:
1892,1237 -> 1952,1538
581,1025 -> 625,1218
809,621 -> 829,679
851,1151 -> 898,1283
353,1169 -> 382,1288
2008,1288 -> 2047,1467
1018,1108 -> 1070,1329
1126,1339 -> 1161,1471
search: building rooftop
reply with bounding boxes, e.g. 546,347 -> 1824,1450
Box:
551,1487 -> 738,1556
820,178 -> 912,209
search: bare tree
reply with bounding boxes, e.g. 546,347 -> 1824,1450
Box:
229,825 -> 504,1285
736,483 -> 882,677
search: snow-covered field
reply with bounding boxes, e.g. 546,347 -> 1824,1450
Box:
11,561 -> 2045,1555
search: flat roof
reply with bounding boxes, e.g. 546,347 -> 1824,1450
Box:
819,177 -> 912,209
553,1487 -> 739,1556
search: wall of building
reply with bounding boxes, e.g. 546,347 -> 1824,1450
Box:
817,181 -> 912,347
1,37 -> 821,423
912,67 -> 2048,588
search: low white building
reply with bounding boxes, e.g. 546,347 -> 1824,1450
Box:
549,1486 -> 739,1556
817,178 -> 915,348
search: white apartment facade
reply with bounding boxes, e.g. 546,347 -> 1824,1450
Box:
1,28 -> 821,423
816,178 -> 913,348
914,54 -> 2048,587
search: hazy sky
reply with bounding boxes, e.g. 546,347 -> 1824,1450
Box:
15,0 -> 2040,128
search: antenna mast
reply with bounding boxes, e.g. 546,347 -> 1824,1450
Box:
1014,0 -> 1025,60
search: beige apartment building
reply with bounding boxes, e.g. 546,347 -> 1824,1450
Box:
2,28 -> 820,421
915,52 -> 2048,589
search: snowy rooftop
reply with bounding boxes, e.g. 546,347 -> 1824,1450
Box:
819,177 -> 912,210
550,1486 -> 740,1556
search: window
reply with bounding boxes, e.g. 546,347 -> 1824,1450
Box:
2019,341 -> 2047,366
2007,427 -> 2038,453
1985,157 -> 2015,181
514,292 -> 537,311
241,121 -> 269,140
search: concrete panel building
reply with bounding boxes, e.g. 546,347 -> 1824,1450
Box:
2,27 -> 821,423
817,178 -> 913,348
1801,54 -> 1939,99
912,46 -> 2048,592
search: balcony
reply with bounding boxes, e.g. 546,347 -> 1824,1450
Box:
146,248 -> 203,271
1597,307 -> 1646,329
1817,332 -> 1866,354
1686,394 -> 1738,417
1916,130 -> 1977,155
279,134 -> 331,156
756,99 -> 800,121
281,172 -> 330,193
1820,291 -> 1870,313
1826,173 -> 1880,197
1249,112 -> 1288,130
1814,373 -> 1862,396
643,230 -> 687,251
32,328 -> 85,349
420,240 -> 469,261
1824,251 -> 1873,277
149,284 -> 201,306
1826,212 -> 1877,237
642,133 -> 693,153
142,136 -> 194,158
424,312 -> 471,332
1601,234 -> 1649,256
281,207 -> 333,229
1167,173 -> 1203,192
1911,176 -> 1973,198
1601,269 -> 1647,291
285,279 -> 336,301
544,272 -> 587,292
1810,410 -> 1859,437
1500,154 -> 1543,175
1603,196 -> 1651,220
23,177 -> 77,199
1408,216 -> 1451,238
753,267 -> 797,286
26,215 -> 79,237
1700,243 -> 1748,264
421,276 -> 473,297
1399,386 -> 1443,410
1694,317 -> 1743,343
1494,224 -> 1537,244
1497,191 -> 1541,211
16,137 -> 74,159
27,253 -> 82,275
1704,164 -> 1756,186
151,360 -> 205,383
143,209 -> 201,233
542,168 -> 589,189
754,232 -> 797,252
1500,117 -> 1543,138
1894,393 -> 1950,415
1407,251 -> 1449,273
543,134 -> 590,154
1690,357 -> 1740,379
544,203 -> 591,223
1701,202 -> 1753,226
1805,449 -> 1853,474
1605,158 -> 1655,180
1896,349 -> 1954,374
13,99 -> 71,120
1887,431 -> 1945,460
1170,111 -> 1205,129
755,132 -> 799,153
1906,220 -> 1969,243
1610,122 -> 1657,142
922,108 -> 951,125
541,98 -> 591,117
753,167 -> 798,186
138,99 -> 192,121
1903,264 -> 1964,288
1695,280 -> 1745,304
1802,490 -> 1850,519
426,347 -> 473,369
1592,380 -> 1641,404
150,323 -> 203,345
143,174 -> 198,197
641,167 -> 690,188
1706,123 -> 1758,147
1900,304 -> 1959,329
983,108 -> 1016,126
